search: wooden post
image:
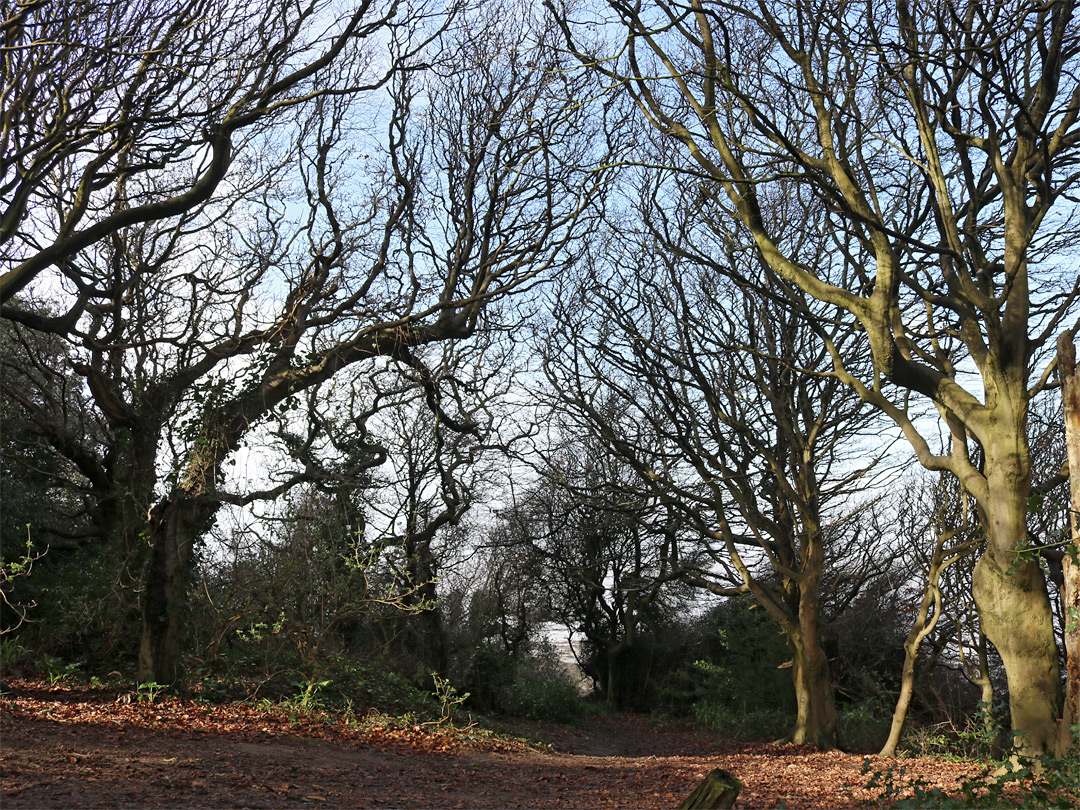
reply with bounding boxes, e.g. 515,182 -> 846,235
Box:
678,768 -> 742,809
1059,330 -> 1080,754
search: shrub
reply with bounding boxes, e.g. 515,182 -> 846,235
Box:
840,699 -> 892,753
693,702 -> 791,741
458,637 -> 594,722
503,654 -> 593,723
863,738 -> 1080,809
660,599 -> 795,736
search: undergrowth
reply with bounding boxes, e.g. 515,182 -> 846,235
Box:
863,728 -> 1080,809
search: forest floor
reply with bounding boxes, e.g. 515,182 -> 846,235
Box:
0,678 -> 1044,809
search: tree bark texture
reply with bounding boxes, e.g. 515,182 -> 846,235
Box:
880,585 -> 939,758
138,503 -> 196,686
746,537 -> 838,750
137,495 -> 219,686
881,521 -> 973,757
137,439 -> 222,686
786,588 -> 838,750
973,548 -> 1063,754
972,402 -> 1064,755
1058,331 -> 1080,753
678,768 -> 741,810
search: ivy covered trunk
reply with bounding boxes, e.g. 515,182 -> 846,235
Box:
89,418 -> 164,658
137,433 -> 223,687
98,424 -> 161,590
137,493 -> 219,687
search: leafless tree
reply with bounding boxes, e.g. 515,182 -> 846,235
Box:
547,0 -> 1080,753
2,2 -> 610,686
540,197 -> 891,746
505,416 -> 697,709
879,475 -> 981,757
1,0 -> 438,301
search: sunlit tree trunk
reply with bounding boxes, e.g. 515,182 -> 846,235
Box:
881,512 -> 975,757
973,440 -> 1063,754
786,613 -> 837,749
1057,331 -> 1080,753
751,529 -> 837,750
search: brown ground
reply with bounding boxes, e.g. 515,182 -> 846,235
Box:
0,680 -> 998,808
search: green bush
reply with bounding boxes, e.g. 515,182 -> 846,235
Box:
693,701 -> 791,741
2,541 -> 142,672
36,653 -> 82,685
504,665 -> 593,722
659,599 -> 796,738
0,638 -> 28,671
863,738 -> 1080,809
839,699 -> 892,753
460,642 -> 517,713
897,701 -> 1009,761
460,638 -> 594,722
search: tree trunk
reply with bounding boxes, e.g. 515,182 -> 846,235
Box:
881,523 -> 967,758
678,769 -> 741,810
880,618 -> 935,758
785,534 -> 837,750
605,641 -> 626,710
85,422 -> 162,657
787,627 -> 838,750
880,643 -> 919,758
113,426 -> 162,586
1059,331 -> 1080,754
402,538 -> 447,678
137,493 -> 219,687
748,557 -> 837,750
973,478 -> 1064,754
974,633 -> 997,748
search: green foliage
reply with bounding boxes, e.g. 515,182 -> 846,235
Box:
457,636 -> 595,722
191,672 -> 236,704
279,679 -> 334,714
839,699 -> 892,753
503,664 -> 594,723
3,536 -> 143,672
344,663 -> 431,715
862,740 -> 1080,809
0,638 -> 28,670
897,725 -> 966,761
898,701 -> 1008,761
37,654 -> 81,685
136,681 -> 168,704
449,626 -> 596,721
427,673 -> 470,725
1,534 -> 41,636
660,599 -> 795,739
692,702 -> 791,741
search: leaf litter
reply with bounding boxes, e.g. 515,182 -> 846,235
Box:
0,679 -> 1020,808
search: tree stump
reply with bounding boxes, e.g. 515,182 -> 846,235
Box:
678,768 -> 742,809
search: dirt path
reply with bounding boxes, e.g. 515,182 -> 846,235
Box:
1,680 -> 987,809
